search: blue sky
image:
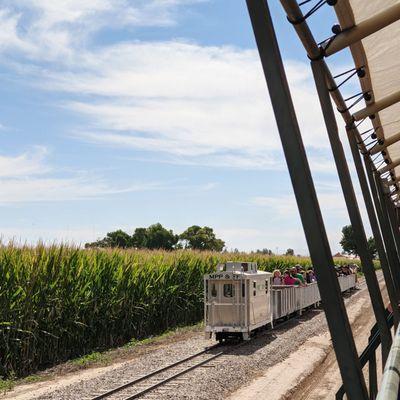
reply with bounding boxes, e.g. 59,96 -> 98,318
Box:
0,0 -> 370,254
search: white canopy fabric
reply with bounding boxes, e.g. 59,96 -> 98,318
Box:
335,0 -> 400,179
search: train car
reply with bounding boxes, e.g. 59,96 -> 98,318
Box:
204,262 -> 357,342
204,261 -> 272,341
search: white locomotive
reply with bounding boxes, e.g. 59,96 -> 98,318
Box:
204,261 -> 356,342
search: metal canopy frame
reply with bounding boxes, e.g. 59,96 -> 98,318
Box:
279,0 -> 400,318
245,0 -> 400,398
245,1 -> 368,398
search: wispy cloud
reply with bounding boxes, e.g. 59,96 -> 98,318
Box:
0,0 -> 339,171
55,42 -> 330,169
0,147 -> 173,204
0,1 -> 205,61
0,146 -> 49,177
0,1 -> 351,173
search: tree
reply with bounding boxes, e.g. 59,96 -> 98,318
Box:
131,227 -> 148,248
179,225 -> 225,251
255,248 -> 273,255
368,236 -> 377,259
340,225 -> 377,258
85,229 -> 131,249
285,248 -> 294,256
340,225 -> 357,255
144,223 -> 178,250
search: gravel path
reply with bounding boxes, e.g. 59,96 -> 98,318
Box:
13,278 -> 374,400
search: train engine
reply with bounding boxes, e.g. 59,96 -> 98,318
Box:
204,262 -> 272,342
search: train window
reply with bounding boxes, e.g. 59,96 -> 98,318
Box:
224,284 -> 235,297
211,284 -> 217,297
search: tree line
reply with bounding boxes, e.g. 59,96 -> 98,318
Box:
85,223 -> 225,251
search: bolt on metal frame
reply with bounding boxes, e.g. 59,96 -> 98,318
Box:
311,58 -> 392,363
245,0 -> 368,398
278,1 -> 400,290
246,0 -> 400,396
323,3 -> 400,57
281,0 -> 400,305
281,0 -> 400,337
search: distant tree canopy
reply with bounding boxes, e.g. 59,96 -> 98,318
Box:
340,225 -> 377,258
85,223 -> 224,252
179,225 -> 225,252
254,248 -> 274,255
285,248 -> 294,256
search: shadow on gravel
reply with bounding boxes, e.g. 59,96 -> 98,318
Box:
208,287 -> 362,357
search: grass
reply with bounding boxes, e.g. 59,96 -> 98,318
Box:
0,377 -> 15,393
0,243 -> 365,379
71,352 -> 110,367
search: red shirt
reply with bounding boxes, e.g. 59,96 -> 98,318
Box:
284,275 -> 297,285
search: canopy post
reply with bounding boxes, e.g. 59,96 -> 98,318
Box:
346,127 -> 400,328
245,1 -> 368,398
385,193 -> 400,252
367,162 -> 400,293
311,59 -> 392,363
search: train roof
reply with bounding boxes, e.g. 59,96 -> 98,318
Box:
215,261 -> 271,275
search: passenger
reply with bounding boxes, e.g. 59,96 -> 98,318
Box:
291,267 -> 305,285
272,270 -> 283,285
283,270 -> 301,286
306,269 -> 316,284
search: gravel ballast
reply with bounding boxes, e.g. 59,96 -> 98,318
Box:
9,277 -> 375,400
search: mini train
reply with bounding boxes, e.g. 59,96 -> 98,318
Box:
204,261 -> 356,342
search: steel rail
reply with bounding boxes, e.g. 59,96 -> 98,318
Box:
87,274 -> 362,400
89,344 -> 222,400
121,350 -> 224,400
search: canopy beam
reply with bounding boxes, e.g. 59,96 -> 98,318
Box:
353,91 -> 400,121
279,0 -> 367,153
379,158 -> 400,175
370,132 -> 400,155
386,176 -> 400,187
325,3 -> 400,56
246,1 -> 369,398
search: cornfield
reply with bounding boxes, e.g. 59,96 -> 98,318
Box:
0,244 -> 363,378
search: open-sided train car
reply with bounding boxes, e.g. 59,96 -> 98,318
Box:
204,262 -> 356,342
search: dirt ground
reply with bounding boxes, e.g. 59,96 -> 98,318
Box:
2,274 -> 386,400
229,274 -> 387,400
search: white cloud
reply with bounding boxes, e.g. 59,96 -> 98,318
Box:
0,146 -> 49,177
52,41 -> 328,169
252,192 -> 349,219
0,1 -> 205,61
0,0 -> 345,171
0,226 -> 98,246
0,147 -> 171,203
0,175 -> 166,204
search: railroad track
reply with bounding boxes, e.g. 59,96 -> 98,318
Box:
86,343 -> 228,400
84,276 -> 372,400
